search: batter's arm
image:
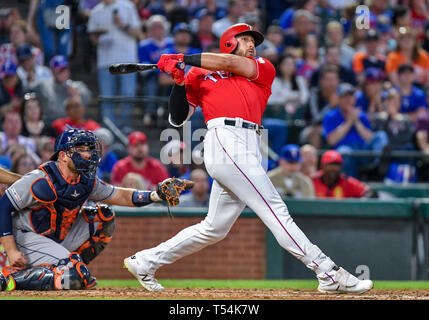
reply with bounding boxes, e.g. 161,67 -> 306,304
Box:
0,167 -> 21,185
184,53 -> 257,79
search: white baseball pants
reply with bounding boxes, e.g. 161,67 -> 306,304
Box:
140,118 -> 336,277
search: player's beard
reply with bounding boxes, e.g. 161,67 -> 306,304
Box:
67,160 -> 79,175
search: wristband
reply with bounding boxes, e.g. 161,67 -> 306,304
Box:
132,190 -> 153,207
183,54 -> 202,68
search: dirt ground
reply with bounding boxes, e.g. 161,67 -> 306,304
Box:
1,287 -> 429,300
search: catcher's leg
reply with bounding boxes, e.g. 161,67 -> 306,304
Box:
61,203 -> 116,265
124,180 -> 246,291
1,253 -> 96,291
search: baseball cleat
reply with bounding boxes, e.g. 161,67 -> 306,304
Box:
123,254 -> 164,292
317,267 -> 373,294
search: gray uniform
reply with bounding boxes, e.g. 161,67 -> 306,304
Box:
5,166 -> 115,266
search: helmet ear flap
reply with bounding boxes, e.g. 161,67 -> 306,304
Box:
223,36 -> 238,53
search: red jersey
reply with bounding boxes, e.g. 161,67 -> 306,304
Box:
52,118 -> 101,135
185,56 -> 276,124
312,170 -> 369,199
110,156 -> 169,189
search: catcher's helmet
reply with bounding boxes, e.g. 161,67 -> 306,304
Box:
50,128 -> 102,178
219,23 -> 264,54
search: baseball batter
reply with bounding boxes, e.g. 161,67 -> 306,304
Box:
0,128 -> 190,291
124,24 -> 373,294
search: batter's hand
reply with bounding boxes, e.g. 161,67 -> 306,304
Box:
157,54 -> 184,72
157,56 -> 185,84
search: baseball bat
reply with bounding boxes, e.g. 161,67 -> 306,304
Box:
108,62 -> 185,74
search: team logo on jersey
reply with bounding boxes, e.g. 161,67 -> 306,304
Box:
70,189 -> 81,198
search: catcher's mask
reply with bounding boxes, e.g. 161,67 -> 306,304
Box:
51,128 -> 102,179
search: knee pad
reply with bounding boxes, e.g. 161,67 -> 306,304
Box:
79,204 -> 116,264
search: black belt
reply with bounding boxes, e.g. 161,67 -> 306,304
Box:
224,119 -> 264,133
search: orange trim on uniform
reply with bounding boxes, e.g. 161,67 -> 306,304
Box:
30,178 -> 58,204
38,166 -> 58,198
97,205 -> 114,222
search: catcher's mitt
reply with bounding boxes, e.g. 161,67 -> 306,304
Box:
157,177 -> 194,215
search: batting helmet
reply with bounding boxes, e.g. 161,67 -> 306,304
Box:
219,23 -> 264,54
51,128 -> 102,178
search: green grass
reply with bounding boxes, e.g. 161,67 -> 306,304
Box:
97,279 -> 429,290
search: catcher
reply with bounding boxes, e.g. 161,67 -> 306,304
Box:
0,128 -> 192,291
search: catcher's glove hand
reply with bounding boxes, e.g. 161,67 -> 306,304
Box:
156,177 -> 194,216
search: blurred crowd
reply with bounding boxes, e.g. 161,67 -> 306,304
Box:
0,0 -> 429,206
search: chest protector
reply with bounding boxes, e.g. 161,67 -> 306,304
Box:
29,161 -> 96,243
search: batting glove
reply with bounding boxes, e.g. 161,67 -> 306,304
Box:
157,54 -> 184,72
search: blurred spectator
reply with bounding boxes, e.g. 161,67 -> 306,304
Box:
212,0 -> 245,38
16,43 -> 52,91
161,140 -> 190,178
0,8 -> 22,45
352,29 -> 386,85
392,5 -> 411,30
138,15 -> 174,123
323,83 -> 389,177
192,0 -> 228,21
36,136 -> 55,163
27,0 -> 71,64
345,17 -> 367,53
373,88 -> 416,151
301,64 -> 339,148
88,0 -> 141,129
0,110 -> 36,158
355,68 -> 385,117
278,0 -> 318,31
296,34 -> 321,85
312,150 -> 371,198
322,21 -> 355,71
32,55 -> 92,125
300,144 -> 318,178
372,88 -> 417,182
268,54 -> 309,118
20,92 -> 56,142
409,0 -> 429,40
284,9 -> 317,52
110,131 -> 169,188
164,23 -> 201,56
94,127 -> 118,182
376,14 -> 395,56
262,25 -> 285,65
367,0 -> 392,28
268,144 -> 315,198
0,59 -> 23,117
51,95 -> 101,135
11,151 -> 39,175
178,169 -> 210,207
386,26 -> 429,88
395,63 -> 428,123
147,0 -> 190,32
0,19 -> 44,68
191,9 -> 217,51
310,45 -> 357,89
121,172 -> 149,189
242,0 -> 265,30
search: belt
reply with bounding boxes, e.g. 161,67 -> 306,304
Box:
224,119 -> 264,134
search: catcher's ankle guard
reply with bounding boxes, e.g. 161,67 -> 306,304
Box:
4,253 -> 96,291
